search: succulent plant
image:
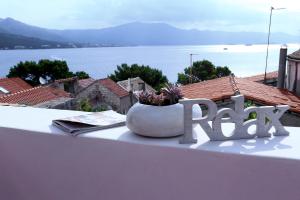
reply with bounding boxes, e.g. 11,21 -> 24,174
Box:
161,83 -> 184,105
138,83 -> 184,106
150,94 -> 165,106
138,91 -> 153,105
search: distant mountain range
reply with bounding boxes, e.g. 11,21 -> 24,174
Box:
0,32 -> 79,49
0,17 -> 299,49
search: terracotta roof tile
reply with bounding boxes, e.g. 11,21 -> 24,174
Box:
287,49 -> 300,61
0,77 -> 32,97
99,78 -> 129,98
0,86 -> 70,106
243,71 -> 278,82
55,77 -> 78,83
180,76 -> 234,101
180,76 -> 300,114
78,78 -> 95,88
237,78 -> 300,113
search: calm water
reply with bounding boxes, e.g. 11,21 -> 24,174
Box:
0,44 -> 299,82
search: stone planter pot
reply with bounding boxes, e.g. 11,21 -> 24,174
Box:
126,102 -> 202,138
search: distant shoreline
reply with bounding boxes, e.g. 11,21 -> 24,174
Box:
0,43 -> 297,51
0,44 -> 299,82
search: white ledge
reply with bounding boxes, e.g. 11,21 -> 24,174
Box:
1,105 -> 300,160
2,106 -> 300,200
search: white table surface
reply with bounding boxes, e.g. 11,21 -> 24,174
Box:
1,105 -> 300,160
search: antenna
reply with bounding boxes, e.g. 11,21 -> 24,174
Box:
39,77 -> 48,85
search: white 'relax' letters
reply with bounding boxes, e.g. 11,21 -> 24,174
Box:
179,95 -> 289,144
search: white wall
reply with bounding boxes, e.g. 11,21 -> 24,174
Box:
1,127 -> 300,200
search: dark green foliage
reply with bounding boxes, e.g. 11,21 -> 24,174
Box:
78,99 -> 93,112
78,99 -> 108,112
7,59 -> 90,86
74,71 -> 90,79
244,100 -> 257,120
244,100 -> 270,123
216,66 -> 231,78
177,73 -> 190,85
109,63 -> 168,91
177,60 -> 231,85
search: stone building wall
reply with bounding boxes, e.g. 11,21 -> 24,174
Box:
75,81 -> 134,114
280,112 -> 300,127
117,77 -> 156,93
35,98 -> 75,110
119,95 -> 134,114
51,79 -> 80,96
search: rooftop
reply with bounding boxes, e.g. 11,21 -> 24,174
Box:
54,76 -> 78,83
0,86 -> 70,106
287,49 -> 300,61
181,75 -> 300,113
243,71 -> 278,82
99,78 -> 129,98
0,77 -> 32,97
78,78 -> 95,88
117,77 -> 156,93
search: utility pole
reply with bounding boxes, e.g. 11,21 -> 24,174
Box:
264,6 -> 286,84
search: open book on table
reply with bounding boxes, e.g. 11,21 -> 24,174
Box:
52,110 -> 126,136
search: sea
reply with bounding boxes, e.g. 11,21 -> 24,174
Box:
0,44 -> 299,82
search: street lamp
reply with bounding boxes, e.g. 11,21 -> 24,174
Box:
264,6 -> 286,83
189,53 -> 199,83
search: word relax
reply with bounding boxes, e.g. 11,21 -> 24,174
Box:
179,95 -> 289,143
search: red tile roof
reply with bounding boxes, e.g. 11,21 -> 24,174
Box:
287,49 -> 300,61
181,76 -> 300,113
0,86 -> 70,106
0,77 -> 32,97
99,78 -> 129,98
243,71 -> 278,82
181,77 -> 234,101
55,77 -> 78,83
238,78 -> 300,113
78,78 -> 95,88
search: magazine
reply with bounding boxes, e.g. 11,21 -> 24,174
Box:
52,110 -> 126,136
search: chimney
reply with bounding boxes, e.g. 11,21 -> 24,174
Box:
277,45 -> 288,89
127,78 -> 132,92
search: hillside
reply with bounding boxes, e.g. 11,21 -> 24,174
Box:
0,18 -> 299,48
53,22 -> 300,45
0,32 -> 77,50
0,17 -> 67,42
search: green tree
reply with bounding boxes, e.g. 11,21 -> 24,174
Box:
78,99 -> 92,112
74,71 -> 90,79
109,63 -> 168,90
7,59 -> 90,86
216,66 -> 231,78
244,100 -> 257,120
177,73 -> 190,85
177,60 -> 231,85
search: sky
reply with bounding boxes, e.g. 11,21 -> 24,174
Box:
1,0 -> 300,35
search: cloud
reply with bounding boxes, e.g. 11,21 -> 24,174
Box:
0,0 -> 299,34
